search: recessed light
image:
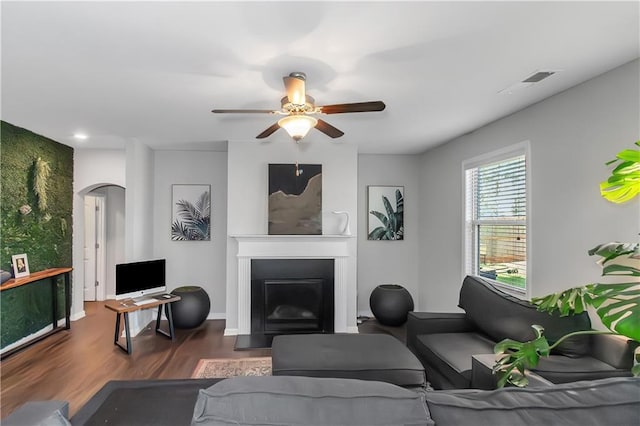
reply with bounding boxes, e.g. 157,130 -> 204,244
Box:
73,133 -> 88,140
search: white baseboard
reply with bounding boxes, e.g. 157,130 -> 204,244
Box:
346,326 -> 360,334
358,310 -> 374,318
224,328 -> 239,336
71,311 -> 86,321
206,312 -> 226,320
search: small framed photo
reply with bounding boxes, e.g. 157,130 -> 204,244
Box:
12,254 -> 30,278
367,186 -> 404,241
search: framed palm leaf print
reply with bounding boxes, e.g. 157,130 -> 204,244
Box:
367,185 -> 404,240
171,184 -> 211,241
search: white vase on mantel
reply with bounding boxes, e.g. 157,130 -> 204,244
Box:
332,211 -> 351,236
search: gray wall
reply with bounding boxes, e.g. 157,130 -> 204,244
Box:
357,154 -> 421,316
153,150 -> 228,317
125,141 -> 155,261
418,59 -> 640,312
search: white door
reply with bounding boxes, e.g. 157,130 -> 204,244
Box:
84,196 -> 97,301
84,194 -> 107,301
95,196 -> 107,301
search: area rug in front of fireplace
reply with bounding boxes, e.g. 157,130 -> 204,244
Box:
191,357 -> 272,379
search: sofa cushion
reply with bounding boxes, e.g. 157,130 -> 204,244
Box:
533,354 -> 633,384
424,377 -> 640,426
272,334 -> 426,387
416,333 -> 495,389
191,376 -> 433,426
71,379 -> 222,426
458,275 -> 591,357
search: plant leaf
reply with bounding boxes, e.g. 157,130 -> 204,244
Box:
493,326 -> 549,388
602,264 -> 640,277
369,210 -> 388,228
381,195 -> 397,234
600,143 -> 640,204
588,242 -> 638,264
368,227 -> 387,240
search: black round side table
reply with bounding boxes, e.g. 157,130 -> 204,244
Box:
170,286 -> 210,329
369,284 -> 414,326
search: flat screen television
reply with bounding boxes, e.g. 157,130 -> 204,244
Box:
115,259 -> 166,300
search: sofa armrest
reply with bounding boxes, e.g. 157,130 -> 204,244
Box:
2,401 -> 70,426
590,334 -> 639,369
406,312 -> 477,351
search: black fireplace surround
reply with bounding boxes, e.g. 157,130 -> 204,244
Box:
251,259 -> 334,335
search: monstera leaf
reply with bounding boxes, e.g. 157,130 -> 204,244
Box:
493,325 -> 549,388
533,242 -> 640,342
600,140 -> 640,203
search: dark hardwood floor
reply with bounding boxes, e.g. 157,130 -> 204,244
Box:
0,303 -> 404,419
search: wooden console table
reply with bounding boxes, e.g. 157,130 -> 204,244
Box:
0,267 -> 73,359
104,295 -> 181,355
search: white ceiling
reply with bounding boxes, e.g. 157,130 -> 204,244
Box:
2,1 -> 638,154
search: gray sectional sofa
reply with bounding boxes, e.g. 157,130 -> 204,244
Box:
7,376 -> 640,425
407,275 -> 639,389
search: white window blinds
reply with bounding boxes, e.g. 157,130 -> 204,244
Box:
465,152 -> 527,291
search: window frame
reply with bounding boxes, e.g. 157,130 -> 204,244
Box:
462,141 -> 532,298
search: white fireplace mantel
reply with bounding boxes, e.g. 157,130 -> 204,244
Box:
228,234 -> 356,336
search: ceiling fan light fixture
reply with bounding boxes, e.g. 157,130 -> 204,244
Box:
278,115 -> 317,141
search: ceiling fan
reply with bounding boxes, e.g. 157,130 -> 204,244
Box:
212,72 -> 386,142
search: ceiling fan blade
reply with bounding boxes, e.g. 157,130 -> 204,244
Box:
256,122 -> 281,139
283,74 -> 306,105
318,101 -> 386,114
315,119 -> 344,138
212,109 -> 276,114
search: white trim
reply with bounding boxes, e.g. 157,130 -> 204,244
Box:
230,235 -> 355,335
462,140 -> 530,171
224,328 -> 239,336
482,277 -> 527,298
71,310 -> 86,321
358,310 -> 374,318
206,312 -> 226,320
461,140 -> 532,299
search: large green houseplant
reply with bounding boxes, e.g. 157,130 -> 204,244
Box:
493,141 -> 640,387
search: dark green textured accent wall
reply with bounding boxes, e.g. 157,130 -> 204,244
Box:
1,121 -> 73,349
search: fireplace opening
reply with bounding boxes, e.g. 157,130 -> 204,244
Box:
251,259 -> 334,335
264,279 -> 323,332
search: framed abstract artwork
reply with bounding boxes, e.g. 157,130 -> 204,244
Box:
367,185 -> 404,240
268,163 -> 322,235
171,184 -> 211,241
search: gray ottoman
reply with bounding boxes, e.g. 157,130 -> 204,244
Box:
272,334 -> 426,388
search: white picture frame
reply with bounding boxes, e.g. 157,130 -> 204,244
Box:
12,253 -> 30,278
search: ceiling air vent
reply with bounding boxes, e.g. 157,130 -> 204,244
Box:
498,69 -> 560,95
522,71 -> 555,83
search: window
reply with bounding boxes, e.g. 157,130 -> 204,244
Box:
464,143 -> 529,293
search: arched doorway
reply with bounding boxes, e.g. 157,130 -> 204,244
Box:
82,185 -> 125,304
